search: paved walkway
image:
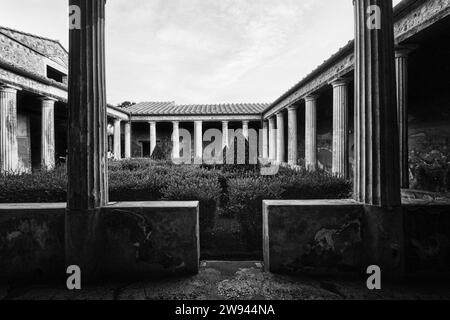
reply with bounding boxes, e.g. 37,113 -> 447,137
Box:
2,261 -> 450,300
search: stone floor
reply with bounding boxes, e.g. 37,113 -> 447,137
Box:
1,261 -> 450,300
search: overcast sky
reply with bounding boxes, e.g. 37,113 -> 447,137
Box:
0,0 -> 402,105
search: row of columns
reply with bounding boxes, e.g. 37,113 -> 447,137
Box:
0,84 -> 57,173
262,42 -> 410,184
110,119 -> 131,160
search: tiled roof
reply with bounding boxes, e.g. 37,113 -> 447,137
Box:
125,102 -> 269,116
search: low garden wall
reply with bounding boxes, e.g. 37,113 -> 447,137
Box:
263,199 -> 450,278
0,201 -> 199,283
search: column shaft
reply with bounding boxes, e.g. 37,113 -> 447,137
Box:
113,119 -> 121,160
41,98 -> 56,170
288,106 -> 298,165
222,121 -> 229,150
172,121 -> 180,160
149,121 -> 156,156
268,117 -> 276,161
332,80 -> 349,178
242,121 -> 249,140
305,96 -> 318,171
0,86 -> 19,174
262,120 -> 268,159
396,49 -> 410,189
66,0 -> 108,277
354,0 -> 401,206
194,121 -> 203,161
124,121 -> 131,159
276,113 -> 285,163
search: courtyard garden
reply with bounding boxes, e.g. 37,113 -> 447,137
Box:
0,159 -> 352,260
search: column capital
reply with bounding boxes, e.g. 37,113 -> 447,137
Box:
242,120 -> 249,125
276,112 -> 284,118
114,118 -> 122,123
395,45 -> 417,59
305,94 -> 319,102
330,77 -> 351,88
172,120 -> 179,125
39,96 -> 58,103
0,84 -> 21,93
287,105 -> 298,112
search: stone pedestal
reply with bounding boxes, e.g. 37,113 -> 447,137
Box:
287,106 -> 298,165
331,79 -> 349,178
172,121 -> 180,160
149,121 -> 156,156
396,47 -> 411,188
124,122 -> 131,159
268,117 -> 276,161
0,85 -> 19,174
194,120 -> 203,162
113,119 -> 121,160
66,0 -> 108,279
305,95 -> 318,171
41,98 -> 56,170
276,113 -> 285,163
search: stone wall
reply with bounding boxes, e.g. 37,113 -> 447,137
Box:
0,202 -> 200,282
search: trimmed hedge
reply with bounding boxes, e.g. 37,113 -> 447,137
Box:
0,160 -> 352,251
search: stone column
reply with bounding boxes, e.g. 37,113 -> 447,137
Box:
222,121 -> 229,150
276,112 -> 285,163
113,119 -> 121,160
149,121 -> 156,156
396,47 -> 411,189
41,98 -> 56,170
354,0 -> 401,206
262,120 -> 268,159
0,85 -> 19,174
288,106 -> 298,165
124,121 -> 131,159
331,79 -> 350,178
66,0 -> 108,278
172,121 -> 180,160
268,116 -> 276,161
194,120 -> 203,161
242,120 -> 249,140
305,95 -> 318,171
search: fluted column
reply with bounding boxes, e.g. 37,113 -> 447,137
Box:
194,120 -> 203,161
331,79 -> 350,178
0,85 -> 19,174
396,47 -> 411,189
113,119 -> 121,160
305,95 -> 318,171
276,112 -> 285,163
354,0 -> 401,206
268,117 -> 276,161
149,121 -> 156,156
172,121 -> 180,160
262,120 -> 268,159
124,121 -> 131,159
41,98 -> 56,170
242,120 -> 249,140
66,0 -> 108,277
222,121 -> 229,150
288,106 -> 298,165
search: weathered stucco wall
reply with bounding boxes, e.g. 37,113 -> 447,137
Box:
263,199 -> 450,278
0,202 -> 200,282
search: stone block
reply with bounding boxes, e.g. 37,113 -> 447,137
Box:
263,200 -> 363,276
100,201 -> 200,279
